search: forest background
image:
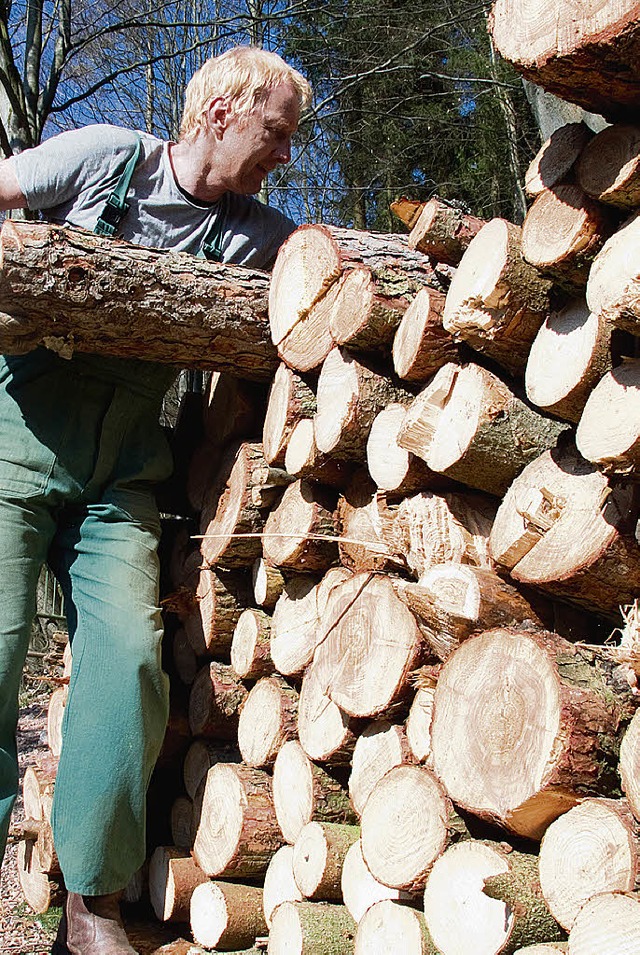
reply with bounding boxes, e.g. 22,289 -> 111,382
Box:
0,0 -> 555,231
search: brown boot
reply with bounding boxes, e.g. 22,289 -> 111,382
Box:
52,892 -> 139,955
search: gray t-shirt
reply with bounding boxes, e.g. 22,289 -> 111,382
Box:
9,124 -> 296,270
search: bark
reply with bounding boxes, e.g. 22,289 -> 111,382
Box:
202,371 -> 265,448
575,358 -> 640,472
397,362 -> 568,497
190,880 -> 267,951
267,900 -> 356,955
182,567 -> 249,657
292,821 -> 360,901
188,661 -> 248,739
538,797 -> 640,931
430,627 -> 639,839
273,739 -> 357,845
0,220 -> 276,379
489,0 -> 640,122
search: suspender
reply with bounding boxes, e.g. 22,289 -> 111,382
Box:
93,132 -> 227,262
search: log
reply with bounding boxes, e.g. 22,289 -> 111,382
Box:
405,682 -> 437,764
423,840 -> 564,955
360,764 -> 467,893
408,197 -> 485,266
312,571 -> 424,718
567,891 -> 640,955
199,441 -> 268,569
262,479 -> 338,573
192,763 -> 282,878
393,488 -> 497,580
16,837 -> 65,914
202,371 -> 265,448
620,708 -> 640,822
395,563 -> 548,661
188,661 -> 248,739
297,657 -> 362,766
442,218 -> 553,376
47,684 -> 67,758
521,184 -> 616,290
391,286 -> 457,383
183,740 -> 240,801
524,299 -> 613,423
336,474 -> 403,575
171,627 -> 198,686
575,358 -> 640,472
182,567 -> 248,657
263,363 -> 316,467
489,0 -> 640,121
267,900 -> 356,955
284,417 -> 355,489
430,627 -> 639,839
292,821 -> 360,901
366,403 -> 443,499
341,840 -> 414,924
148,846 -> 209,923
230,607 -> 274,680
315,347 -> 410,463
170,795 -> 193,850
251,556 -> 285,610
348,720 -> 414,817
354,900 -> 438,955
524,122 -> 594,198
237,674 -> 299,768
576,123 -> 640,208
390,197 -> 426,231
269,224 -> 443,372
488,442 -> 640,616
587,210 -> 640,336
190,880 -> 267,951
272,739 -> 357,845
397,362 -> 568,497
0,220 -> 276,379
263,844 -> 304,928
539,797 -> 640,931
514,947 -> 568,954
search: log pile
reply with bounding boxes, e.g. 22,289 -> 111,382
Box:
13,7 -> 640,953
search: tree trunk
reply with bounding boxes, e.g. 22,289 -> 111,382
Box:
292,821 -> 360,901
188,661 -> 248,739
16,837 -> 65,914
267,900 -> 356,955
182,740 -> 240,801
202,371 -> 265,448
587,210 -> 640,336
489,443 -> 640,616
521,184 -> 617,290
263,363 -> 316,467
336,474 -> 403,575
424,839 -> 564,955
430,627 -> 639,839
263,844 -> 303,928
525,122 -> 593,197
408,198 -> 485,266
148,846 -> 209,923
182,567 -> 249,657
568,891 -> 640,955
539,797 -> 640,931
366,403 -> 445,499
397,362 -> 568,497
442,218 -> 553,376
489,0 -> 640,121
575,359 -> 640,472
576,123 -> 640,209
262,479 -> 338,573
192,763 -> 282,878
170,795 -> 193,850
391,286 -> 458,384
272,739 -> 357,845
297,657 -> 363,766
284,418 -> 355,489
0,220 -> 276,379
405,681 -> 438,764
360,764 -> 468,893
230,607 -> 274,680
251,556 -> 285,610
237,674 -> 299,768
354,900 -> 439,955
524,299 -> 613,423
312,571 -> 424,719
190,880 -> 267,951
620,708 -> 640,822
341,840 -> 415,924
348,720 -> 414,817
390,197 -> 427,231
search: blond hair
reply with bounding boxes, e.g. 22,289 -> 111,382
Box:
180,46 -> 312,139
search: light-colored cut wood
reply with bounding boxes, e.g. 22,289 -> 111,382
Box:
392,286 -> 457,383
182,567 -> 248,657
262,479 -> 338,572
263,844 -> 303,928
576,359 -> 640,472
568,891 -> 640,955
349,721 -> 414,817
237,675 -> 299,768
188,662 -> 248,740
230,608 -> 274,680
251,556 -> 285,610
621,709 -> 640,822
263,363 -> 316,467
190,880 -> 266,951
267,899 -> 356,955
293,821 -> 359,901
148,847 -> 209,923
577,123 -> 640,208
408,198 -> 485,266
366,403 -> 441,498
355,899 -> 438,954
297,658 -> 362,766
525,122 -> 593,197
587,210 -> 640,336
341,839 -> 414,924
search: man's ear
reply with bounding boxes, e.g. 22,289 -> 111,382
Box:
207,97 -> 231,138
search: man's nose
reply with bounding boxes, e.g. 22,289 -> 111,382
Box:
274,137 -> 292,164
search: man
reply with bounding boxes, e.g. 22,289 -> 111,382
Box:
0,46 -> 311,955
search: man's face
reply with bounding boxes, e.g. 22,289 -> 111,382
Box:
218,82 -> 301,195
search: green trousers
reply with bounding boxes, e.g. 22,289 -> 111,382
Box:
0,348 -> 174,895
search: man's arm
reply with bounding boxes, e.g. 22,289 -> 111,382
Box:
0,160 -> 28,210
